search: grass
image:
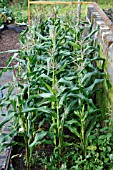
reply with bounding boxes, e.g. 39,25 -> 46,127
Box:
9,0 -> 113,24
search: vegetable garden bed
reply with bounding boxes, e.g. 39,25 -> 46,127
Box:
0,4 -> 113,170
0,30 -> 20,67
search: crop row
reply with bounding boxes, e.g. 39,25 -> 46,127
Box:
0,17 -> 113,170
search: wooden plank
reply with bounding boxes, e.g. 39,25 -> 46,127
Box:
92,2 -> 113,34
30,1 -> 92,5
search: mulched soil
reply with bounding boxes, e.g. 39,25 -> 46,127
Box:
11,121 -> 53,170
0,30 -> 20,67
11,141 -> 53,170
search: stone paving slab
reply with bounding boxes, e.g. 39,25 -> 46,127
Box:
0,70 -> 13,85
0,70 -> 13,170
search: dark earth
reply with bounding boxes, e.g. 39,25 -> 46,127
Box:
0,30 -> 20,67
11,137 -> 53,170
11,121 -> 53,170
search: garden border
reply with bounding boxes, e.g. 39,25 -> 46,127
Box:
87,4 -> 113,84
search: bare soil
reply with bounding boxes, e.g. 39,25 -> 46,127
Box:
10,120 -> 53,170
0,30 -> 20,67
11,141 -> 53,170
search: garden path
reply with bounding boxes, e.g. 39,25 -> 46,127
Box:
0,29 -> 20,170
0,70 -> 13,170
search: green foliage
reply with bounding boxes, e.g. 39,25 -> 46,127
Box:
0,7 -> 14,24
0,0 -> 11,8
0,16 -> 112,170
14,11 -> 27,23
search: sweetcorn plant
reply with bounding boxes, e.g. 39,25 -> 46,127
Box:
0,17 -> 111,169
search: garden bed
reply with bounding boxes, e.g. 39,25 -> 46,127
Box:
0,30 -> 20,67
1,4 -> 113,170
0,15 -> 113,170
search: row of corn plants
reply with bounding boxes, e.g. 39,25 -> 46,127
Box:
0,17 -> 113,170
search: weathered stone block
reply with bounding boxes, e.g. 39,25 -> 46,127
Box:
108,62 -> 113,84
87,5 -> 96,22
104,35 -> 113,48
99,27 -> 110,37
108,43 -> 113,61
102,31 -> 113,42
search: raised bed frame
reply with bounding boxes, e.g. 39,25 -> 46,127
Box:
27,1 -> 113,34
28,1 -> 92,24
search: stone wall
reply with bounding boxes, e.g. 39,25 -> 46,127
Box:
87,5 -> 113,85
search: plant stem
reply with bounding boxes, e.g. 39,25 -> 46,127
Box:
56,99 -> 61,153
26,116 -> 30,170
81,108 -> 86,158
51,55 -> 57,146
26,86 -> 31,170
